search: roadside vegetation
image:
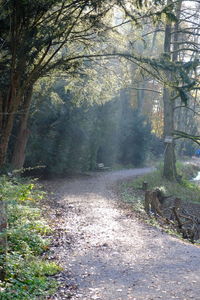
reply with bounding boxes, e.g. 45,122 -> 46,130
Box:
119,162 -> 200,242
0,175 -> 61,300
133,162 -> 200,203
0,0 -> 200,297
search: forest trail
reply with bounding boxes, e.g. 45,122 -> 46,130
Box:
45,168 -> 200,300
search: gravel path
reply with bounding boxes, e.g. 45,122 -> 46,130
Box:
46,168 -> 200,300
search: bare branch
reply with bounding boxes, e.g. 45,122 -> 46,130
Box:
174,105 -> 200,116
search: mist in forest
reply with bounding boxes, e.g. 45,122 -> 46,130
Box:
1,0 -> 199,177
1,2 -> 200,299
21,77 -> 164,177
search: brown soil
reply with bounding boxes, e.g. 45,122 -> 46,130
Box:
42,168 -> 200,300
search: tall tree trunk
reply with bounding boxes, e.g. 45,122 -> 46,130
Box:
163,0 -> 182,181
11,87 -> 33,170
0,1 -> 22,168
137,81 -> 145,113
0,87 -> 21,167
163,86 -> 177,180
0,197 -> 7,281
163,17 -> 177,180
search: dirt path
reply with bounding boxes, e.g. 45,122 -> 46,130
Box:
45,168 -> 200,300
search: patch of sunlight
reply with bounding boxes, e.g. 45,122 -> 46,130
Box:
193,172 -> 200,181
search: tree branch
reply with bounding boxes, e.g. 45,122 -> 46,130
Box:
174,105 -> 200,116
127,87 -> 162,94
173,130 -> 200,145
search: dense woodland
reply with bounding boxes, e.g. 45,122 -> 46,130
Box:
24,84 -> 156,175
0,0 -> 200,298
0,0 -> 199,178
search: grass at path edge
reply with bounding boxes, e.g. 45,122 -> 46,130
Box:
118,163 -> 200,243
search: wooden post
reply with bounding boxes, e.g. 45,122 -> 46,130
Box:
142,181 -> 148,191
144,190 -> 151,214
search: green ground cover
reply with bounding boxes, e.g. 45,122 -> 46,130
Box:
119,163 -> 200,242
0,176 -> 61,300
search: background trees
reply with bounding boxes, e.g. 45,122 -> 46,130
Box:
120,0 -> 200,180
0,0 -> 120,168
3,0 -> 200,286
23,79 -> 153,176
0,0 -> 199,175
1,0 -> 199,283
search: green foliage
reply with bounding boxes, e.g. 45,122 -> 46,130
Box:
119,163 -> 200,241
175,161 -> 200,180
131,165 -> 200,203
140,55 -> 199,106
8,227 -> 49,255
24,81 -> 154,175
173,130 -> 200,147
120,183 -> 144,213
26,83 -> 102,174
118,92 -> 152,167
1,253 -> 60,300
157,3 -> 178,24
0,176 -> 60,299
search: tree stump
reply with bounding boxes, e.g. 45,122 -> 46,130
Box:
144,190 -> 163,217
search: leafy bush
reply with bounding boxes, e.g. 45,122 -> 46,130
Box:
0,176 -> 61,299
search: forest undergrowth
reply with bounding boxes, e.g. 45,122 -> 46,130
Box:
0,175 -> 61,300
119,162 -> 200,244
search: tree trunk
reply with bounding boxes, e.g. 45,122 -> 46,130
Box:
163,86 -> 177,180
137,81 -> 145,113
0,1 -> 25,168
11,88 -> 33,170
0,197 -> 7,281
163,0 -> 182,181
162,16 -> 177,180
0,86 -> 21,167
0,124 -> 14,167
